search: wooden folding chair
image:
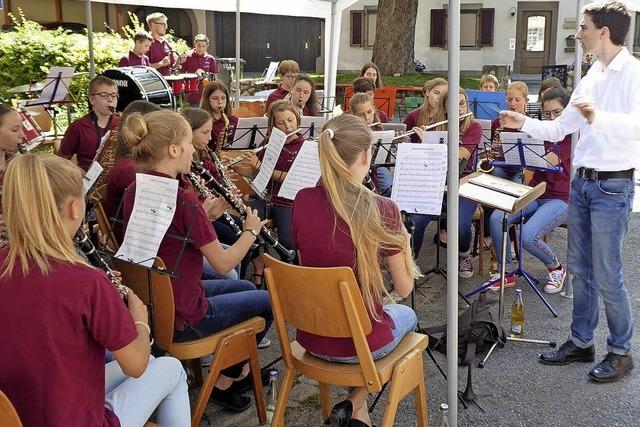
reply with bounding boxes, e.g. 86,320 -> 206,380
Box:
472,206 -> 485,275
0,391 -> 22,427
113,258 -> 268,427
91,184 -> 119,252
263,255 -> 428,427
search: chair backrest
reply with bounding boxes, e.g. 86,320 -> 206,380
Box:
0,391 -> 22,427
239,101 -> 264,117
264,255 -> 383,389
232,106 -> 254,118
92,184 -> 119,252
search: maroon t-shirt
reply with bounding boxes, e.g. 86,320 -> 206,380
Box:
265,85 -> 289,113
403,108 -> 423,143
122,171 -> 217,331
106,157 -> 139,240
58,113 -> 120,172
180,50 -> 219,105
259,134 -> 306,208
460,120 -> 482,175
528,134 -> 572,201
0,255 -> 137,427
291,186 -> 402,357
378,109 -> 389,123
147,38 -> 173,76
209,114 -> 239,151
118,51 -> 150,67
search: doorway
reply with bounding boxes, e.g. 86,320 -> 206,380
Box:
514,2 -> 559,74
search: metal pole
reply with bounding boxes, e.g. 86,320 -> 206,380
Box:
234,0 -> 241,108
85,0 -> 95,78
326,0 -> 337,115
446,0 -> 460,424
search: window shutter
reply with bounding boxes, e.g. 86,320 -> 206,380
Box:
350,10 -> 364,47
430,9 -> 446,47
479,8 -> 495,46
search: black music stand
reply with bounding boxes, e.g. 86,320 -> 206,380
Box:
26,68 -> 76,139
231,117 -> 269,149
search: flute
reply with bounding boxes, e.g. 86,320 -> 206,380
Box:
393,112 -> 473,141
227,145 -> 268,167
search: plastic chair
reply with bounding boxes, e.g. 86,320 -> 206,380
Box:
0,391 -> 22,427
263,255 -> 428,427
113,257 -> 267,427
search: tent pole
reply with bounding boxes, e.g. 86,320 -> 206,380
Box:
85,0 -> 95,78
234,0 -> 241,108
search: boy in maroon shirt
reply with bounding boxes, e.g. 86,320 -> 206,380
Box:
265,59 -> 300,113
118,30 -> 152,67
181,33 -> 219,106
58,75 -> 120,171
146,12 -> 174,76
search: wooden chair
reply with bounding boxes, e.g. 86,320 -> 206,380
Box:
263,255 -> 428,427
232,106 -> 255,118
240,101 -> 265,117
91,184 -> 119,252
471,206 -> 485,275
0,391 -> 22,427
113,258 -> 268,427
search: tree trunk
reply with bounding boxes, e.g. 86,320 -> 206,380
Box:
371,0 -> 418,75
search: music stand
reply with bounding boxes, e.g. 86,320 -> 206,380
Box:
458,172 -> 556,368
231,117 -> 269,149
26,67 -> 76,140
465,90 -> 507,120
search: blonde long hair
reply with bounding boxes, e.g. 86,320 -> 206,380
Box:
435,88 -> 475,134
1,153 -> 85,276
318,115 -> 419,319
418,78 -> 447,127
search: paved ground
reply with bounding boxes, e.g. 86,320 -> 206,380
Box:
200,211 -> 640,426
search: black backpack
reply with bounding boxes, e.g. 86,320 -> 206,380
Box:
422,291 -> 506,365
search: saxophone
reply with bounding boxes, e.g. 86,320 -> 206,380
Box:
477,124 -> 504,173
216,107 -> 231,156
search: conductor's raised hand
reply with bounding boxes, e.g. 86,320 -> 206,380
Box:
499,110 -> 526,129
572,96 -> 597,124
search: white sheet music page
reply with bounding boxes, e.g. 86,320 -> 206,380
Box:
371,130 -> 395,164
521,138 -> 549,169
251,127 -> 286,194
422,131 -> 448,145
115,174 -> 178,267
232,117 -> 268,148
82,161 -> 103,195
278,140 -> 321,200
391,143 -> 447,215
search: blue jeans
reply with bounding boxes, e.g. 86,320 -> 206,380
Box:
272,205 -> 294,250
490,167 -> 523,183
311,304 -> 418,363
568,176 -> 634,355
411,197 -> 477,256
375,166 -> 393,197
105,356 -> 190,427
490,198 -> 568,270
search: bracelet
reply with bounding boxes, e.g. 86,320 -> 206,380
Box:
135,321 -> 154,346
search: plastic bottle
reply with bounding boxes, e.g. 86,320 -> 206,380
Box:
435,402 -> 449,427
265,370 -> 278,425
510,289 -> 525,338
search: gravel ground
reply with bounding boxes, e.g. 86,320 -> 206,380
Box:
200,212 -> 640,426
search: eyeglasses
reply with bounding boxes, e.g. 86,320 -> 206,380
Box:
154,22 -> 168,27
459,100 -> 468,108
542,108 -> 564,119
91,92 -> 119,100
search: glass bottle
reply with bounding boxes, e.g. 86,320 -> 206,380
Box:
266,370 -> 278,425
510,289 -> 525,338
435,403 -> 449,427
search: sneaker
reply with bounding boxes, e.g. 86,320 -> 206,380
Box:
257,337 -> 271,349
544,266 -> 566,294
459,256 -> 474,279
487,272 -> 517,291
210,386 -> 252,413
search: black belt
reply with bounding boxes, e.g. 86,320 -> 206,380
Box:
576,167 -> 634,181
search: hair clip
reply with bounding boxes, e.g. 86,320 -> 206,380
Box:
326,128 -> 334,139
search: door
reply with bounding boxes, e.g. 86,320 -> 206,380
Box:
514,3 -> 558,74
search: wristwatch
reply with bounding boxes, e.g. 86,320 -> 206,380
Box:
244,229 -> 259,237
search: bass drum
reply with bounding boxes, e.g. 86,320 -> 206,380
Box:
101,66 -> 175,112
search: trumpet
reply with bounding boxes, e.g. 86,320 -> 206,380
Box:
392,112 -> 473,141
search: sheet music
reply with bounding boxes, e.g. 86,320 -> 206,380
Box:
459,182 -> 517,212
391,143 -> 447,215
422,131 -> 448,145
115,174 -> 178,267
300,116 -> 327,136
231,117 -> 268,149
372,130 -> 395,164
26,66 -> 75,106
82,161 -> 103,195
278,140 -> 321,200
469,173 -> 530,197
251,128 -> 286,194
499,132 -> 550,169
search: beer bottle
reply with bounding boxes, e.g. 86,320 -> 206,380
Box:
266,370 -> 278,425
435,403 -> 450,427
510,289 -> 525,338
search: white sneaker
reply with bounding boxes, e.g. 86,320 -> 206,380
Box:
544,267 -> 566,294
458,256 -> 474,279
257,337 -> 271,349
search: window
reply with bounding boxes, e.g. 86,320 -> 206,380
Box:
365,7 -> 377,48
350,8 -> 378,48
526,15 -> 546,52
430,7 -> 494,49
350,10 -> 364,46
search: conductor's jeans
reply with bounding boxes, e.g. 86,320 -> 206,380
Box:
568,175 -> 634,355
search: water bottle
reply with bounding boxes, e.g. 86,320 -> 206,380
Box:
435,403 -> 449,427
265,370 -> 278,425
510,289 -> 525,338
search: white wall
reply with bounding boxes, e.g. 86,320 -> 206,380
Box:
338,0 -> 583,72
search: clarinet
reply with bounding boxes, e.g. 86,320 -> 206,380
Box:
74,229 -> 129,300
185,172 -> 243,237
191,161 -> 297,263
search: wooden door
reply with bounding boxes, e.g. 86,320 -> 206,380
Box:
516,10 -> 554,74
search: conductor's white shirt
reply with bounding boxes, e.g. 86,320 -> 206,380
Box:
521,47 -> 640,171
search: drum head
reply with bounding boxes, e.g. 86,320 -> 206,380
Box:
101,66 -> 174,111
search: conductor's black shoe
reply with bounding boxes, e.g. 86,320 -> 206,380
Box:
324,400 -> 353,427
210,386 -> 252,413
588,353 -> 634,383
539,340 -> 595,365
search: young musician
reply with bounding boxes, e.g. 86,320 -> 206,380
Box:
180,33 -> 219,107
120,110 -> 273,410
0,153 -> 190,427
58,75 -> 120,172
479,74 -> 499,92
292,114 -> 419,427
484,87 -> 572,292
237,100 -> 304,250
501,1 -> 637,381
265,60 -> 300,112
118,30 -> 152,67
0,105 -> 25,171
412,89 -> 482,278
352,77 -> 389,123
146,12 -> 174,76
359,62 -> 384,88
403,77 -> 447,143
200,81 -> 239,152
285,73 -> 318,116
